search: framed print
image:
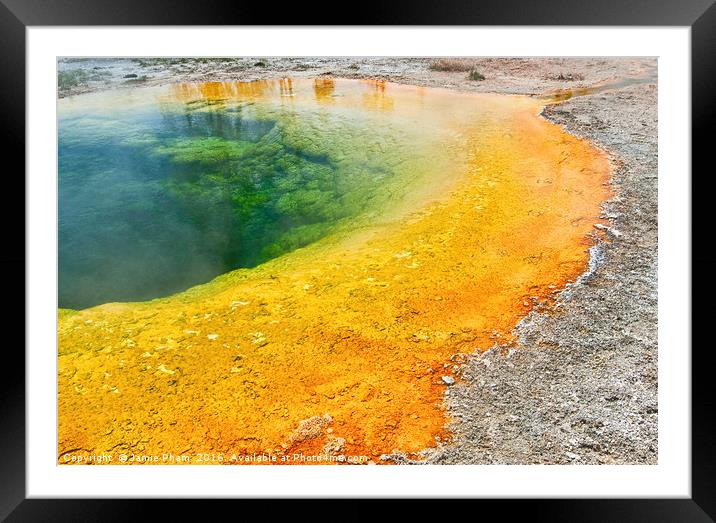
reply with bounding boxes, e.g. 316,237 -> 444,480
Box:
3,0 -> 714,520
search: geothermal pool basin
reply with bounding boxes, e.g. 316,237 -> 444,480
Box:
58,78 -> 610,464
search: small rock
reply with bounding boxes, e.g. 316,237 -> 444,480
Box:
207,334 -> 219,341
441,376 -> 455,385
322,436 -> 346,454
289,414 -> 333,443
230,301 -> 250,308
157,364 -> 175,375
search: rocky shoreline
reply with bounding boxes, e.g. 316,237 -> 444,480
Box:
58,57 -> 658,464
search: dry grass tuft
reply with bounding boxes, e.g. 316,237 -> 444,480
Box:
545,72 -> 585,81
428,58 -> 477,72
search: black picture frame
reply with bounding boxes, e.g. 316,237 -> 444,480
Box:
3,0 -> 713,520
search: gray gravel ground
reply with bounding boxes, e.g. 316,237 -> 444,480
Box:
58,57 -> 658,464
58,57 -> 653,98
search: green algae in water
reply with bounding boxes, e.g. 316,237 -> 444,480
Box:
58,80 -> 461,310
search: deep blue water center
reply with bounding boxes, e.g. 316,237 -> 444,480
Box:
59,96 -> 364,309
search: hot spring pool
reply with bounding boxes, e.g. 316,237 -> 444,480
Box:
58,78 -> 612,461
59,79 -> 485,309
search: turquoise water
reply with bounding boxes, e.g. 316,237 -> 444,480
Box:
58,80 -> 457,309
